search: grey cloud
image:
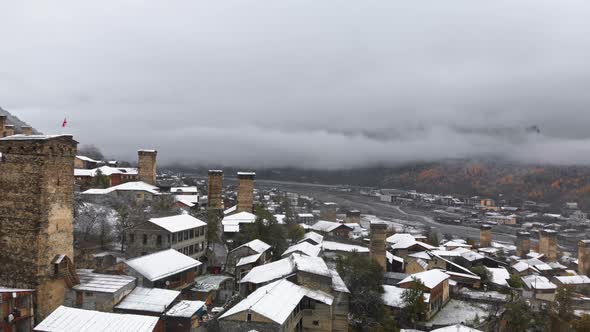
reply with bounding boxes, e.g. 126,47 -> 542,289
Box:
2,0 -> 590,168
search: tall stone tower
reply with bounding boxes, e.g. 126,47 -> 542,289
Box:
237,172 -> 255,213
3,124 -> 14,137
578,240 -> 590,276
208,170 -> 224,210
0,134 -> 78,320
370,221 -> 388,271
479,224 -> 492,248
320,202 -> 338,221
539,229 -> 558,262
516,231 -> 531,258
21,126 -> 33,135
0,115 -> 6,136
345,209 -> 361,224
138,149 -> 157,185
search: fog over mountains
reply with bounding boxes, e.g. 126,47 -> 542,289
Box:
3,1 -> 590,168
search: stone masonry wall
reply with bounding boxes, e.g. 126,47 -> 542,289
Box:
138,150 -> 157,185
0,135 -> 77,320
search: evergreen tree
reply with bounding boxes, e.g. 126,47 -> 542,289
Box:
401,278 -> 427,327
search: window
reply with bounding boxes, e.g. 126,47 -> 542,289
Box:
85,291 -> 94,297
172,233 -> 176,243
157,235 -> 162,245
189,245 -> 194,255
247,313 -> 252,321
200,227 -> 205,236
184,231 -> 189,241
313,321 -> 320,326
143,234 -> 147,245
129,234 -> 135,244
189,229 -> 194,239
167,234 -> 170,243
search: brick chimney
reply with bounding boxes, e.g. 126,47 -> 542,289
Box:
208,170 -> 224,210
539,229 -> 558,262
516,231 -> 531,258
137,149 -> 157,185
480,224 -> 492,248
578,240 -> 590,276
237,172 -> 255,213
21,126 -> 33,135
370,221 -> 388,271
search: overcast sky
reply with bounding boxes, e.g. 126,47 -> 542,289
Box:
2,1 -> 590,168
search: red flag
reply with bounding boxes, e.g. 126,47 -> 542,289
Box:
62,117 -> 67,128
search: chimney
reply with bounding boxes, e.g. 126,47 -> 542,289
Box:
0,115 -> 6,136
345,209 -> 361,224
320,202 -> 338,221
479,224 -> 492,248
208,170 -> 224,210
3,124 -> 14,137
370,221 -> 388,271
21,126 -> 33,135
539,229 -> 558,262
137,149 -> 157,185
578,240 -> 590,276
237,172 -> 255,213
516,231 -> 531,258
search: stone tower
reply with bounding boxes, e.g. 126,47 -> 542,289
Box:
345,209 -> 361,224
516,231 -> 531,258
237,172 -> 255,213
3,124 -> 14,137
480,224 -> 492,248
138,149 -> 157,185
578,240 -> 590,276
320,202 -> 338,221
21,126 -> 33,135
370,221 -> 388,271
208,170 -> 224,210
0,115 -> 6,136
0,134 -> 79,320
539,229 -> 558,262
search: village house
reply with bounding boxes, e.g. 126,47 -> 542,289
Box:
296,213 -> 315,225
225,239 -> 271,280
190,275 -> 234,306
298,232 -> 324,246
552,275 -> 590,291
310,220 -> 354,238
164,300 -> 207,332
75,166 -> 139,189
75,155 -> 102,169
173,195 -> 200,212
81,181 -> 160,204
34,305 -> 163,332
64,270 -> 136,312
126,214 -> 207,261
114,287 -> 180,317
0,287 -> 35,332
170,186 -> 198,195
221,211 -> 257,235
282,241 -> 322,258
124,249 -> 202,290
521,275 -> 558,308
387,233 -> 436,258
397,269 -> 451,320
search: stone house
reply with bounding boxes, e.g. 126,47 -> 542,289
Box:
219,279 -> 335,332
398,269 -> 450,320
310,220 -> 353,239
75,155 -> 102,169
75,166 -> 138,189
64,270 -> 136,312
124,249 -> 202,290
521,275 -> 557,306
126,214 -> 207,261
190,275 -> 234,306
164,300 -> 207,332
226,239 -> 271,279
114,287 -> 180,317
0,287 -> 35,332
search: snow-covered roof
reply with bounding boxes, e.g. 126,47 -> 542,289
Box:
0,134 -> 72,141
222,211 -> 256,224
311,220 -> 352,233
441,241 -> 472,249
35,306 -> 159,332
554,275 -> 590,285
125,249 -> 202,282
224,205 -> 237,215
432,325 -> 482,332
115,287 -> 180,313
75,166 -> 138,177
82,181 -> 159,195
234,239 -> 271,254
330,269 -> 350,293
283,242 -> 322,257
409,251 -> 431,261
387,252 -> 404,264
299,231 -> 324,245
398,269 -> 450,289
219,279 -> 332,324
512,258 -> 552,273
174,195 -> 199,207
322,241 -> 369,253
382,285 -> 407,308
522,275 -> 557,290
485,267 -> 510,287
170,186 -> 198,194
76,155 -> 101,163
240,253 -> 331,285
236,253 -> 263,267
149,214 -> 206,233
387,233 -> 435,250
461,251 -> 485,262
0,287 -> 34,293
237,171 -> 256,176
74,270 -> 136,293
297,213 -> 314,218
165,300 -> 206,318
192,275 -> 233,292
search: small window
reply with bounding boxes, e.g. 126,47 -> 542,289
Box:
172,233 -> 176,243
184,231 -> 189,241
190,229 -> 194,239
313,321 -> 319,326
247,313 -> 252,321
200,227 -> 205,236
143,234 -> 147,245
129,234 -> 135,244
157,235 -> 162,245
189,245 -> 194,255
